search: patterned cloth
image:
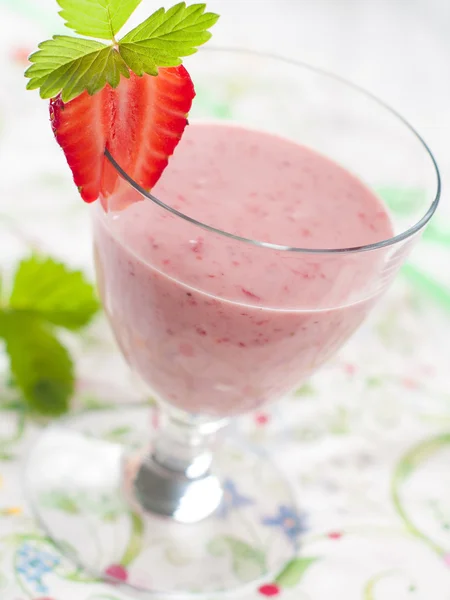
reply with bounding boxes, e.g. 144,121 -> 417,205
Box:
0,1 -> 450,599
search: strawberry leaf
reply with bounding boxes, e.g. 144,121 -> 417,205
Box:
1,313 -> 74,416
119,2 -> 219,76
25,3 -> 219,101
9,255 -> 100,331
57,0 -> 143,40
25,36 -> 129,102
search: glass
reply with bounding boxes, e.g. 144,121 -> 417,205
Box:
25,48 -> 440,597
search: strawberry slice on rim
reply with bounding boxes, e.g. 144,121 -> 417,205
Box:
49,65 -> 195,210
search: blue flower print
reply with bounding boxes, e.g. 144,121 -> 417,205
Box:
261,505 -> 308,546
218,478 -> 254,518
16,542 -> 60,594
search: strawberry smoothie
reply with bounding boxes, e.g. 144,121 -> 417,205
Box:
93,122 -> 393,417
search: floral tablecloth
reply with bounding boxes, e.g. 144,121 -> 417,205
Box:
1,1 -> 450,599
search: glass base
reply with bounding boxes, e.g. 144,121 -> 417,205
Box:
24,405 -> 298,597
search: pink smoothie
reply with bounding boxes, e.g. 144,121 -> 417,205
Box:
94,122 -> 393,417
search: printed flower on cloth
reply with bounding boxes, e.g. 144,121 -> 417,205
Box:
217,478 -> 254,518
16,543 -> 60,595
261,506 -> 308,546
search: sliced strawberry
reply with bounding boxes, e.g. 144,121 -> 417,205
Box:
49,65 -> 195,209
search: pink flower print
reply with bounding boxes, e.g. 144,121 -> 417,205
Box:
105,563 -> 128,582
258,583 -> 281,596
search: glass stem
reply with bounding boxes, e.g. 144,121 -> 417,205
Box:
151,409 -> 229,480
132,408 -> 229,520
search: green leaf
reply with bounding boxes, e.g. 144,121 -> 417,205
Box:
401,264 -> 450,313
57,0 -> 143,40
294,383 -> 315,397
363,571 -> 400,600
0,311 -> 6,338
0,398 -> 25,412
365,376 -> 383,389
0,452 -> 14,462
391,434 -> 450,557
120,512 -> 145,567
423,221 -> 450,247
25,2 -> 219,102
275,557 -> 318,587
80,395 -> 116,412
164,543 -> 193,566
376,187 -> 425,216
2,313 -> 74,416
102,425 -> 132,443
119,2 -> 219,76
40,490 -> 80,514
208,536 -> 267,582
25,36 -> 129,102
9,256 -> 99,331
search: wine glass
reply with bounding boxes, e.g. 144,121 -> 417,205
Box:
25,48 -> 440,597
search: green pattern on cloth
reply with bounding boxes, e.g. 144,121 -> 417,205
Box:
0,0 -> 450,598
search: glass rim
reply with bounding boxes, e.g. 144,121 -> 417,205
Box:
105,46 -> 441,255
